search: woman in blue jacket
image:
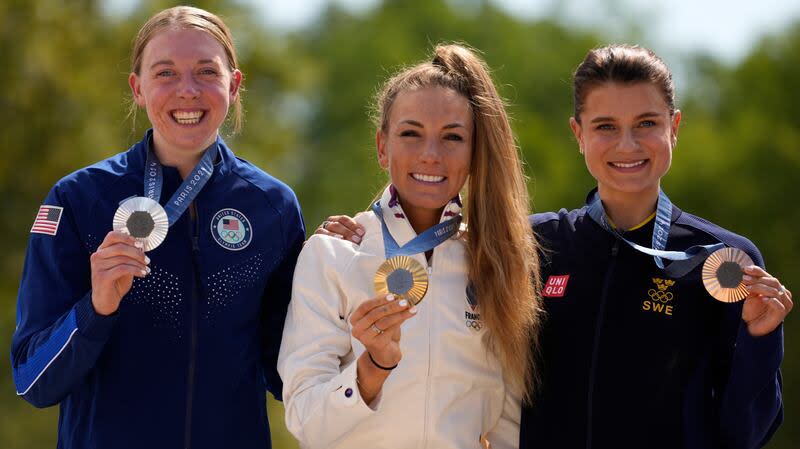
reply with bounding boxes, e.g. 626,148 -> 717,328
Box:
11,6 -> 304,449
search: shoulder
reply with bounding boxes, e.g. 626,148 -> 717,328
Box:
529,207 -> 586,236
49,148 -> 138,204
229,156 -> 300,213
674,209 -> 764,268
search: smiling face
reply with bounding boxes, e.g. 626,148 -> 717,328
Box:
377,86 -> 473,229
570,81 -> 681,205
129,27 -> 241,163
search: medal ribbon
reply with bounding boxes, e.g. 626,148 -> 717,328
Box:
144,132 -> 217,226
586,190 -> 724,277
371,200 -> 461,259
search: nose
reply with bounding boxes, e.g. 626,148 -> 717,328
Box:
177,74 -> 200,99
618,128 -> 641,152
419,137 -> 442,163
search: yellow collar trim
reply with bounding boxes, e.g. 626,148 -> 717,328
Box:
608,211 -> 657,231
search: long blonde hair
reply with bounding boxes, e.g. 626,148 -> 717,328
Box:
373,44 -> 543,402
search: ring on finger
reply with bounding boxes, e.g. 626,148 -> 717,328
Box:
321,220 -> 331,230
778,285 -> 787,297
371,323 -> 384,335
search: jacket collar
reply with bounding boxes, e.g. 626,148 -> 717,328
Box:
378,185 -> 462,248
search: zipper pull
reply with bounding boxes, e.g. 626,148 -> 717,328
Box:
611,240 -> 620,257
427,266 -> 433,276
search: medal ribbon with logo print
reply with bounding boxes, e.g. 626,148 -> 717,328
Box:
586,189 -> 724,277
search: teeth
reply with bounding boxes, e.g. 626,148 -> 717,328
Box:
172,111 -> 203,124
412,173 -> 445,183
611,160 -> 645,168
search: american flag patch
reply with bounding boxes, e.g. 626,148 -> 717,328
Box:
31,205 -> 63,236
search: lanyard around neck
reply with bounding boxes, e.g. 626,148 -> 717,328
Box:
586,189 -> 724,277
371,200 -> 461,259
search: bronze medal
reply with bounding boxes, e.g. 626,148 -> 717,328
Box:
702,247 -> 753,303
374,256 -> 429,305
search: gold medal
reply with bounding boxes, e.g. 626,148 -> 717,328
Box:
113,197 -> 169,252
702,247 -> 753,303
374,256 -> 429,305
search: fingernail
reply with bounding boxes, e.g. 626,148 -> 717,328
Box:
399,299 -> 408,307
134,240 -> 144,249
762,296 -> 772,303
140,269 -> 147,276
145,266 -> 151,274
745,285 -> 752,290
386,294 -> 395,301
409,306 -> 418,314
743,275 -> 753,281
357,228 -> 365,236
350,235 -> 361,243
744,265 -> 756,273
145,256 -> 151,265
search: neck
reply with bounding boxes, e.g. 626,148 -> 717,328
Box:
400,201 -> 442,235
598,185 -> 659,231
151,134 -> 214,180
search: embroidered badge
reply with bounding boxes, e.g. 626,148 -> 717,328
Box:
211,209 -> 252,251
465,283 -> 483,332
643,277 -> 676,316
543,275 -> 570,297
31,205 -> 63,236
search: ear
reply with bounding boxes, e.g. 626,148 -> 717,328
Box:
376,130 -> 389,169
129,72 -> 146,107
229,69 -> 243,101
670,110 -> 682,147
569,117 -> 584,153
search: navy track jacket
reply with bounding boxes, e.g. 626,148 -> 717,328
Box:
520,194 -> 783,449
11,131 -> 305,449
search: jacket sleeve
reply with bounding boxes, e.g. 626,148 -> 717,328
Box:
10,186 -> 117,408
716,247 -> 783,448
278,235 -> 378,448
260,192 -> 305,401
717,315 -> 783,448
485,383 -> 521,449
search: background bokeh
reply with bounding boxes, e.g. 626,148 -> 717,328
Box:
1,0 -> 797,447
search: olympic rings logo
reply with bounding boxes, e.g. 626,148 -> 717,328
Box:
465,320 -> 483,331
225,230 -> 240,241
647,289 -> 674,303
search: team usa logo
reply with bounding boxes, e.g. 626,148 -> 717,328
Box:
643,277 -> 676,316
211,209 -> 252,251
543,275 -> 570,298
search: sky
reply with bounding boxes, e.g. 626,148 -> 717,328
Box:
105,0 -> 800,64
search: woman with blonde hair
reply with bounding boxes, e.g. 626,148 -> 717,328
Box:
12,7 -> 304,448
278,43 -> 542,448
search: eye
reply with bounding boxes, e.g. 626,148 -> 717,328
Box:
443,133 -> 464,142
156,70 -> 175,77
400,129 -> 420,137
199,68 -> 218,76
639,120 -> 656,127
595,123 -> 615,131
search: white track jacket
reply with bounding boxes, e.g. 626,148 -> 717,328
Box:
278,187 -> 520,449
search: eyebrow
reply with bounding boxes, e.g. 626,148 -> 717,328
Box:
149,59 -> 220,69
399,119 -> 466,129
590,112 -> 661,123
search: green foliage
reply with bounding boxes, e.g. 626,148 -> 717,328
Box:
1,1 -> 797,448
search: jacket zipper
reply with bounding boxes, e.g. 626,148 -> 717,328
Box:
184,202 -> 201,449
585,240 -> 619,449
421,257 -> 434,449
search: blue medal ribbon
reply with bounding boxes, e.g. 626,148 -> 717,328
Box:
586,190 -> 724,277
143,131 -> 217,226
371,200 -> 461,259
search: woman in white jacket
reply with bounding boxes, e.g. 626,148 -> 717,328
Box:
278,44 -> 543,449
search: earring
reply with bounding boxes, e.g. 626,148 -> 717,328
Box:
579,147 -> 585,155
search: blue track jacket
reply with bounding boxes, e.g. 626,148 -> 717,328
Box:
520,192 -> 783,449
11,131 -> 305,449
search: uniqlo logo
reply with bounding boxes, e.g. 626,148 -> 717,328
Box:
543,275 -> 570,298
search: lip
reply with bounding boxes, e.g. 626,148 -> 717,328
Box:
608,159 -> 648,171
410,173 -> 446,184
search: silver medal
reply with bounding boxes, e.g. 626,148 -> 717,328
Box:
113,197 -> 169,252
